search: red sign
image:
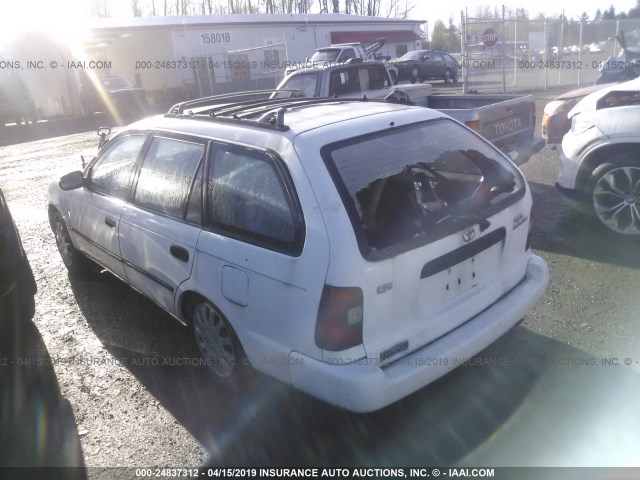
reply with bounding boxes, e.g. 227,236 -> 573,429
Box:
482,28 -> 499,47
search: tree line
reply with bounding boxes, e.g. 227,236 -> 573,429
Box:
93,0 -> 413,17
429,1 -> 640,53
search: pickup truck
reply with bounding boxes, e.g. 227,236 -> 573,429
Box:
276,61 -> 543,164
286,38 -> 399,84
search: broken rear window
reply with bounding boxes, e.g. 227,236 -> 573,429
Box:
323,119 -> 523,258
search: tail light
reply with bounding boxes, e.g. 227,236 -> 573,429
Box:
465,120 -> 480,132
314,285 -> 363,351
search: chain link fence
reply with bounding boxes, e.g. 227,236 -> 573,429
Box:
461,12 -> 640,94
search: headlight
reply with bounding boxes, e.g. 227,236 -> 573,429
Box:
543,100 -> 569,116
570,112 -> 595,134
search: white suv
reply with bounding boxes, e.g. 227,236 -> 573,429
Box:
48,93 -> 548,412
558,77 -> 640,236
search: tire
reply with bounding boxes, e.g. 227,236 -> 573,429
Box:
443,68 -> 452,83
586,154 -> 640,237
191,299 -> 252,385
410,68 -> 418,84
51,212 -> 88,274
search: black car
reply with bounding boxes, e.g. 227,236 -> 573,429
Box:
0,187 -> 37,325
393,50 -> 460,84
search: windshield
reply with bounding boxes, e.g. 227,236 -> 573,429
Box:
310,49 -> 341,62
324,119 -> 522,257
102,77 -> 134,90
399,51 -> 425,61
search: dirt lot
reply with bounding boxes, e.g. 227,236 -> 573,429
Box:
2,111 -> 640,477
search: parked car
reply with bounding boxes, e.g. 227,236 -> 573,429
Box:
48,93 -> 548,412
596,31 -> 640,85
392,50 -> 460,84
80,75 -> 148,120
557,77 -> 640,236
0,187 -> 37,326
542,83 -> 615,144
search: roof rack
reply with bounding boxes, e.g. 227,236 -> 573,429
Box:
165,88 -> 414,131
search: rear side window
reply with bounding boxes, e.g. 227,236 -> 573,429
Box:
206,147 -> 303,255
134,137 -> 204,219
90,135 -> 146,200
329,67 -> 360,96
323,119 -> 523,259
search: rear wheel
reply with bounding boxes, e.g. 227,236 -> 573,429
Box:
191,299 -> 252,384
410,67 -> 419,84
587,154 -> 640,236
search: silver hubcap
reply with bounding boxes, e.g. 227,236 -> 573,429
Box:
193,303 -> 236,378
593,166 -> 640,235
55,221 -> 73,265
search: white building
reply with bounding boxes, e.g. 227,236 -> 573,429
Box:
85,14 -> 425,107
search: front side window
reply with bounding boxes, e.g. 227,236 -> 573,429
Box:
134,137 -> 204,218
324,119 -> 523,258
90,135 -> 146,199
207,147 -> 302,254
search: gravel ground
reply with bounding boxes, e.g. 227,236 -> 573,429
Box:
1,132 -> 206,472
2,111 -> 640,477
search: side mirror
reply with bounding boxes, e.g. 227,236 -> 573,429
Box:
59,171 -> 85,191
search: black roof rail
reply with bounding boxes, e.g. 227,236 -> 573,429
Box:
164,90 -> 413,131
168,89 -> 305,115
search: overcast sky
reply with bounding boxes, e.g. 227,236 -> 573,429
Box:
1,0 -> 638,37
411,1 -> 638,35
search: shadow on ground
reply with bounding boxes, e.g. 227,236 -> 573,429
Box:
0,318 -> 86,478
67,268 -> 640,468
528,181 -> 640,269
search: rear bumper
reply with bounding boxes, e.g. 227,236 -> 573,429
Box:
289,254 -> 549,413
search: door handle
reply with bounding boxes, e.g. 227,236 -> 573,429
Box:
170,245 -> 189,263
105,216 -> 117,228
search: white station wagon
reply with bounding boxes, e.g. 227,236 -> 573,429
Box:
48,93 -> 549,412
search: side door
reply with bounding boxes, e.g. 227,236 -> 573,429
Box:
192,143 -> 318,379
118,134 -> 206,315
68,134 -> 147,281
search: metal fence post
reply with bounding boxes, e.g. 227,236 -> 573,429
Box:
578,20 -> 583,87
513,19 -> 517,87
544,20 -> 548,91
461,10 -> 467,93
502,4 -> 506,94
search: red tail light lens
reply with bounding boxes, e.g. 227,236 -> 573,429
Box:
314,285 -> 363,351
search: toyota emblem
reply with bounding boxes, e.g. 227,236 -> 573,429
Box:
462,227 -> 475,243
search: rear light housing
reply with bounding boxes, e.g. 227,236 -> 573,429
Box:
526,207 -> 533,251
314,285 -> 363,351
465,120 -> 480,132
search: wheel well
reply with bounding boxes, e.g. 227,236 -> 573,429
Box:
48,205 -> 61,229
179,291 -> 208,326
575,144 -> 640,195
